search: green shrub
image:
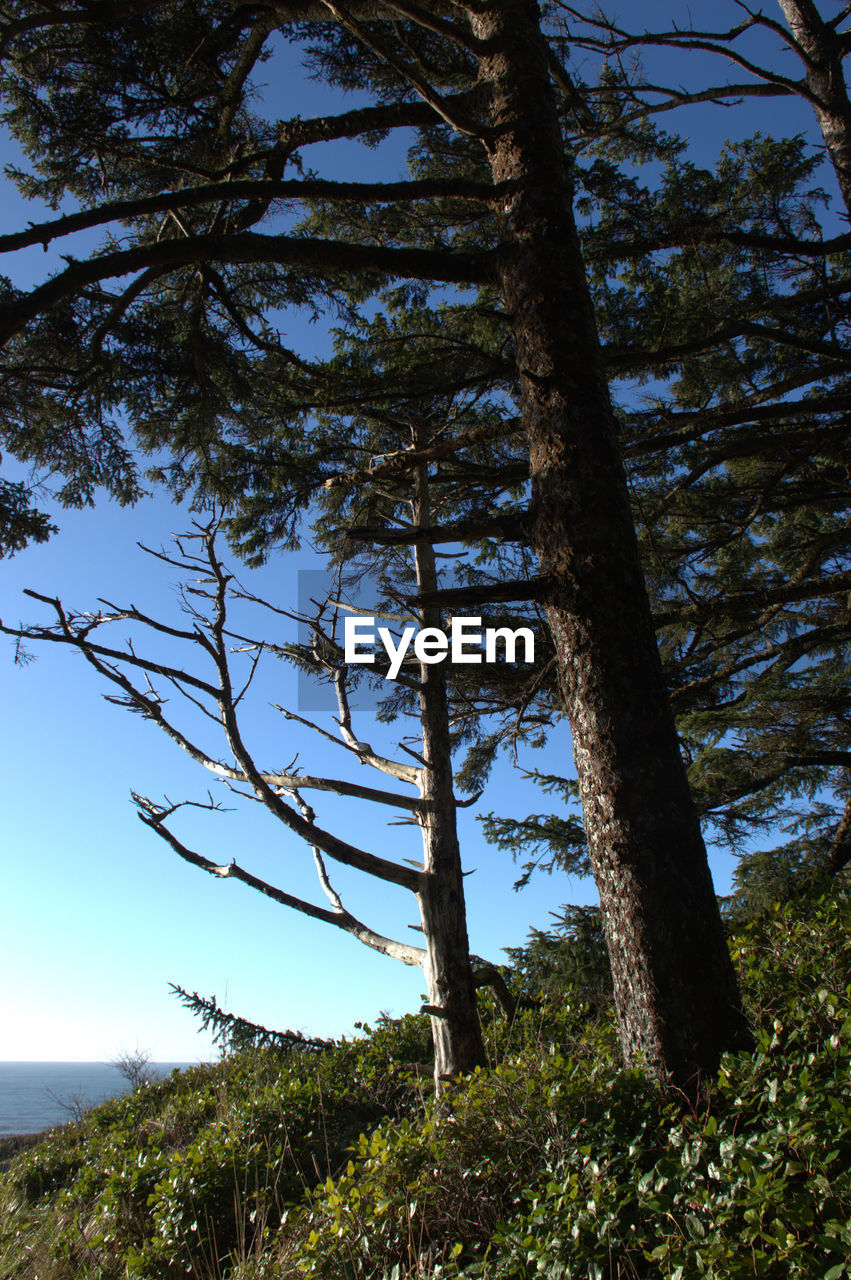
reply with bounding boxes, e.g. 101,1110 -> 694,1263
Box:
0,1017 -> 431,1279
474,892 -> 851,1280
273,892 -> 851,1280
2,894 -> 848,1280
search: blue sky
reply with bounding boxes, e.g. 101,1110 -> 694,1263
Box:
0,2 -> 843,1061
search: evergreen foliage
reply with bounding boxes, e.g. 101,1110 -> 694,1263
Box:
168,986 -> 333,1056
0,475 -> 54,556
502,904 -> 613,1013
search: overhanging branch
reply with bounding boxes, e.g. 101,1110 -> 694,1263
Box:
0,233 -> 493,346
0,176 -> 501,257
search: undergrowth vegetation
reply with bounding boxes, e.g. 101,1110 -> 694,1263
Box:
1,892 -> 849,1280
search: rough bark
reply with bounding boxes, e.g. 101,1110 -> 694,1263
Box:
826,790 -> 851,877
412,451 -> 487,1082
470,0 -> 751,1088
777,0 -> 851,217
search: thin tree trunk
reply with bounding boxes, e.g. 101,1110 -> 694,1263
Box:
777,0 -> 851,217
471,0 -> 751,1089
412,447 -> 487,1085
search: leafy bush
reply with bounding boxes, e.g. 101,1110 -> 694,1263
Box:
476,893 -> 851,1279
272,892 -> 851,1280
2,893 -> 848,1280
0,1016 -> 431,1279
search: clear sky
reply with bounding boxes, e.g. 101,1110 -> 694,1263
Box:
0,2 -> 842,1062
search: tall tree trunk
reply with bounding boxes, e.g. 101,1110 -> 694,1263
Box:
776,0 -> 851,217
412,449 -> 487,1085
471,0 -> 751,1088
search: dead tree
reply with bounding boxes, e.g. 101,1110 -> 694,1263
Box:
2,521 -> 491,1088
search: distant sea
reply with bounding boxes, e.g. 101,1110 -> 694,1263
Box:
0,1062 -> 194,1136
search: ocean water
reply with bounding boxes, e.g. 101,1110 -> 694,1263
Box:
0,1062 -> 192,1136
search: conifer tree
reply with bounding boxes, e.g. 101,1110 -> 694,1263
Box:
0,0 -> 780,1086
286,114 -> 851,911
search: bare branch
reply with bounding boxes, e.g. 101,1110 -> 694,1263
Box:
333,664 -> 423,784
4,593 -> 219,698
472,965 -> 518,1019
589,223 -> 851,263
655,569 -> 851,626
191,533 -> 425,889
342,509 -> 527,546
380,0 -> 485,54
555,9 -> 812,100
134,794 -> 426,965
2,547 -> 424,892
272,771 -> 422,812
606,291 -> 851,371
321,416 -> 522,491
627,392 -> 851,459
